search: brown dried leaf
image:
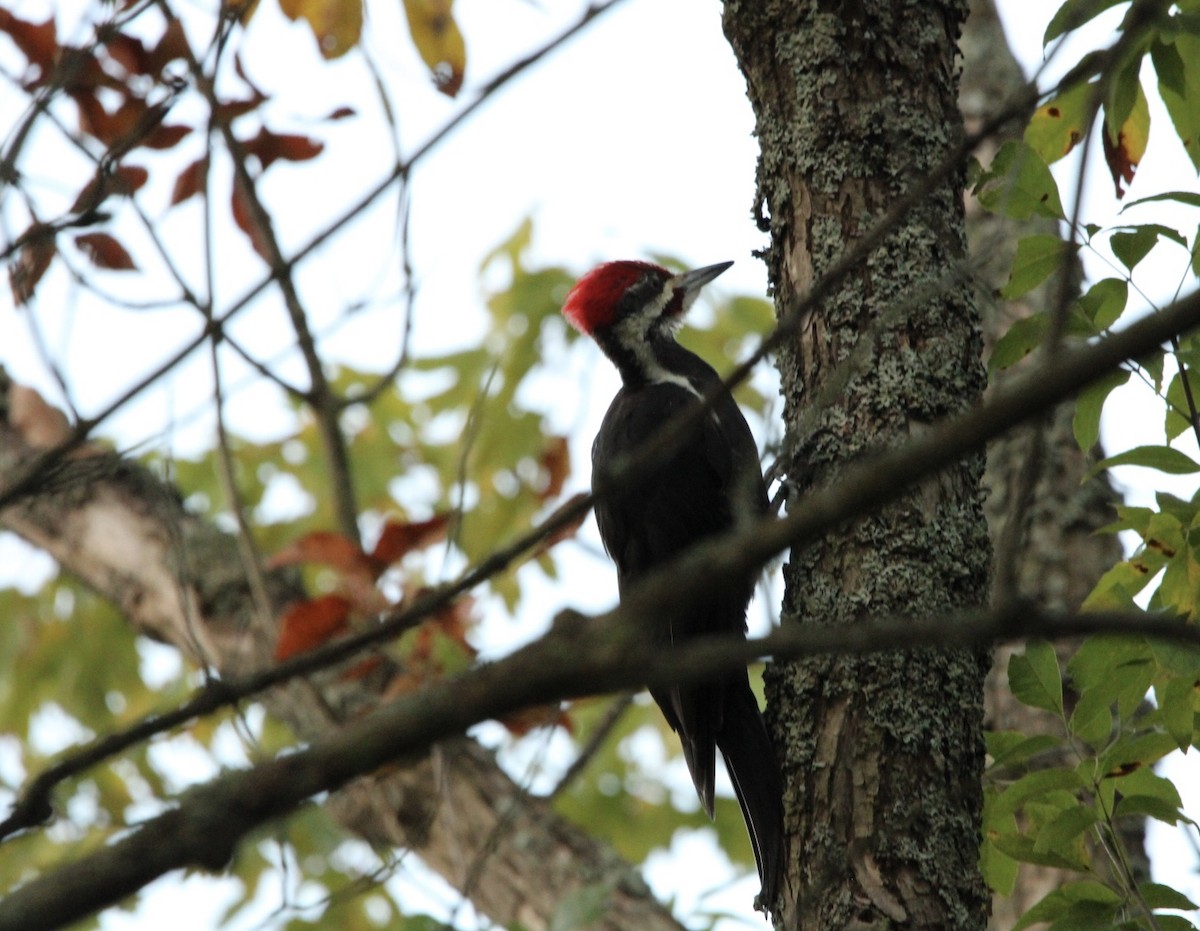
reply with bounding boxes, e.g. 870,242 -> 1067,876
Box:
75,233 -> 137,270
9,224 -> 56,306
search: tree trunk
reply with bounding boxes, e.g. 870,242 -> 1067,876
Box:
723,1 -> 992,927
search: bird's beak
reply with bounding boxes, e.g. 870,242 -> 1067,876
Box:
673,261 -> 734,296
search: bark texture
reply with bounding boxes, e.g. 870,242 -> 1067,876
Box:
723,1 -> 992,927
0,369 -> 682,931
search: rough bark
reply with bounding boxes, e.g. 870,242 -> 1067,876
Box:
723,1 -> 992,927
958,2 -> 1147,927
0,369 -> 682,931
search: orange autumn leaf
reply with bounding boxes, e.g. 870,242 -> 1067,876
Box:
500,703 -> 573,737
268,529 -> 374,576
538,436 -> 570,501
371,514 -> 450,568
274,594 -> 352,660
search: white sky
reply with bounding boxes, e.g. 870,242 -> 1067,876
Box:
2,0 -> 1199,928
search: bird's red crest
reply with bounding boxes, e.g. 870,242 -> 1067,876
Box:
562,261 -> 669,334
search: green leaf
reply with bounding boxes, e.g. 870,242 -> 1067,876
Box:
1025,81 -> 1096,164
1009,641 -> 1064,714
1110,224 -> 1187,271
1138,881 -> 1199,911
1002,235 -> 1075,299
989,313 -> 1049,372
1165,369 -> 1200,441
1122,190 -> 1200,210
1073,368 -> 1130,450
981,837 -> 1019,895
1033,804 -> 1099,853
1115,794 -> 1185,825
989,832 -> 1088,872
1156,675 -> 1198,750
986,732 -> 1064,770
1151,33 -> 1200,173
1082,560 -> 1154,611
1068,688 -> 1113,747
1086,444 -> 1200,480
1076,277 -> 1128,331
1044,0 -> 1128,42
992,768 -> 1084,819
975,141 -> 1066,221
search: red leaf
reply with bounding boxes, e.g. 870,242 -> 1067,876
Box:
70,163 -> 149,213
73,93 -> 144,145
112,164 -> 149,194
242,128 -> 324,170
230,178 -> 273,261
145,18 -> 191,76
9,224 -> 56,305
0,10 -> 57,78
143,122 -> 191,150
325,105 -> 356,120
274,594 -> 352,660
371,514 -> 450,568
214,93 -> 267,124
170,157 -> 208,206
1102,125 -> 1137,199
268,529 -> 369,574
104,33 -> 150,76
75,233 -> 137,270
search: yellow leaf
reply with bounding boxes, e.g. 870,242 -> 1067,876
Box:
1101,82 -> 1150,198
402,0 -> 466,97
277,0 -> 362,59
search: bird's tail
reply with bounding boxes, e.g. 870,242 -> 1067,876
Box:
718,683 -> 785,907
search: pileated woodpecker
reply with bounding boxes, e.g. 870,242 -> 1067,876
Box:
562,260 -> 784,905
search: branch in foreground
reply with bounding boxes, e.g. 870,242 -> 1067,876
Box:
0,597 -> 1193,930
4,283 -> 1198,838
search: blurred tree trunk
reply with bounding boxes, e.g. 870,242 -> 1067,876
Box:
724,1 -> 992,926
958,2 -> 1146,927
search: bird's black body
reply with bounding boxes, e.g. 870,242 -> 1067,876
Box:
588,317 -> 784,906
